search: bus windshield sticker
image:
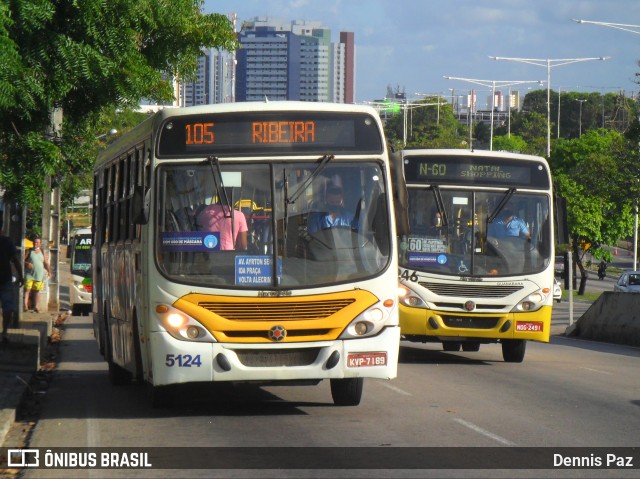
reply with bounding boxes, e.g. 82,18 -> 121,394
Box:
160,231 -> 216,252
235,256 -> 282,286
407,236 -> 446,253
407,253 -> 448,267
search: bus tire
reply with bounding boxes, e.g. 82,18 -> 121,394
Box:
330,378 -> 363,406
442,342 -> 461,352
502,339 -> 526,363
108,361 -> 131,386
150,385 -> 173,408
132,317 -> 144,384
95,313 -> 106,357
105,311 -> 131,385
462,342 -> 480,352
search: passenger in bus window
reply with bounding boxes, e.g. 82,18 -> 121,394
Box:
197,201 -> 248,251
307,186 -> 354,233
489,209 -> 531,240
431,211 -> 443,236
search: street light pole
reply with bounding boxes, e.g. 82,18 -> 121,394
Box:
444,76 -> 543,151
507,86 -> 513,138
490,56 -> 609,157
368,99 -> 439,147
557,87 -> 562,139
576,99 -> 587,138
573,19 -> 640,35
574,20 -> 640,266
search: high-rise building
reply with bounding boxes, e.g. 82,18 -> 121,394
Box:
236,17 -> 355,103
179,47 -> 235,106
334,32 -> 355,103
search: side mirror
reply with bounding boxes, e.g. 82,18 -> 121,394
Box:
132,186 -> 150,225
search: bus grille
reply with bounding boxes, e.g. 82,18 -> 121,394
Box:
198,299 -> 355,321
235,348 -> 321,367
419,282 -> 523,298
441,315 -> 500,329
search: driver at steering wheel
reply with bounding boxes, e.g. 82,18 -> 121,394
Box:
490,209 -> 531,240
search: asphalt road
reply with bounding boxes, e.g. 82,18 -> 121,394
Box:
14,305 -> 640,479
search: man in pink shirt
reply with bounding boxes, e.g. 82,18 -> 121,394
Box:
197,204 -> 248,251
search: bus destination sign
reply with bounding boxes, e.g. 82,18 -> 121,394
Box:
403,155 -> 550,188
158,112 -> 383,156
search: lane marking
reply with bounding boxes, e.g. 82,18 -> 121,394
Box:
580,367 -> 612,375
378,382 -> 412,396
453,418 -> 517,446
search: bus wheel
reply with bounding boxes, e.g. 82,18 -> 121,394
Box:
330,378 -> 363,406
132,319 -> 144,384
442,342 -> 461,352
106,321 -> 130,386
502,340 -> 527,363
108,361 -> 131,386
462,342 -> 480,352
150,385 -> 174,408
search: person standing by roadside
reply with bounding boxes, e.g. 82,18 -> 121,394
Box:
0,229 -> 24,342
24,236 -> 50,312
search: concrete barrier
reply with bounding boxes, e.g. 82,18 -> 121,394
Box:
0,330 -> 40,372
18,313 -> 52,363
567,292 -> 640,346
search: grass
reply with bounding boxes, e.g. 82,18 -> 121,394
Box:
562,290 -> 601,302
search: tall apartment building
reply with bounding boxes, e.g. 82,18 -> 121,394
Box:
179,47 -> 235,106
236,17 -> 355,103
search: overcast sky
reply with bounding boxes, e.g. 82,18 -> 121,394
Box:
204,0 -> 640,102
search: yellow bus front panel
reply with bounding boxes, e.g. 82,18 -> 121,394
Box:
399,303 -> 552,343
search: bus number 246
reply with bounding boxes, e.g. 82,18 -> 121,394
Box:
165,354 -> 202,367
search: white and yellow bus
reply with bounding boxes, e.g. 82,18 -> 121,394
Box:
92,102 -> 400,406
394,149 -> 555,362
67,227 -> 93,316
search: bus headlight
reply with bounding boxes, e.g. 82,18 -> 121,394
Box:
166,313 -> 187,329
398,284 -> 426,308
74,280 -> 90,292
155,304 -> 216,342
511,290 -> 548,313
339,299 -> 396,339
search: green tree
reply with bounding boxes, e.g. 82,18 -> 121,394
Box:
0,0 -> 237,214
58,107 -> 151,211
508,110 -> 548,156
492,134 -> 528,153
384,97 -> 468,151
549,129 -> 639,293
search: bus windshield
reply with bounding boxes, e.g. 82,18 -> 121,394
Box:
70,234 -> 92,277
156,160 -> 390,288
399,187 -> 552,277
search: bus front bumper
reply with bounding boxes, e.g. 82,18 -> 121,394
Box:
399,303 -> 552,343
149,326 -> 400,386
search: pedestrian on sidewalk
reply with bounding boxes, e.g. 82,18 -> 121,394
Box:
23,236 -> 50,312
0,229 -> 24,342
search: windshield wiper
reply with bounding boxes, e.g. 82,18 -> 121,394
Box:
283,169 -> 289,244
286,154 -> 334,205
488,188 -> 516,223
431,185 -> 449,227
206,155 -> 232,218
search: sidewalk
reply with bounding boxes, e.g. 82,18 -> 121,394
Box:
0,309 -> 66,448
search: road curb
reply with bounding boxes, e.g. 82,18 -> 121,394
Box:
0,311 -> 66,448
